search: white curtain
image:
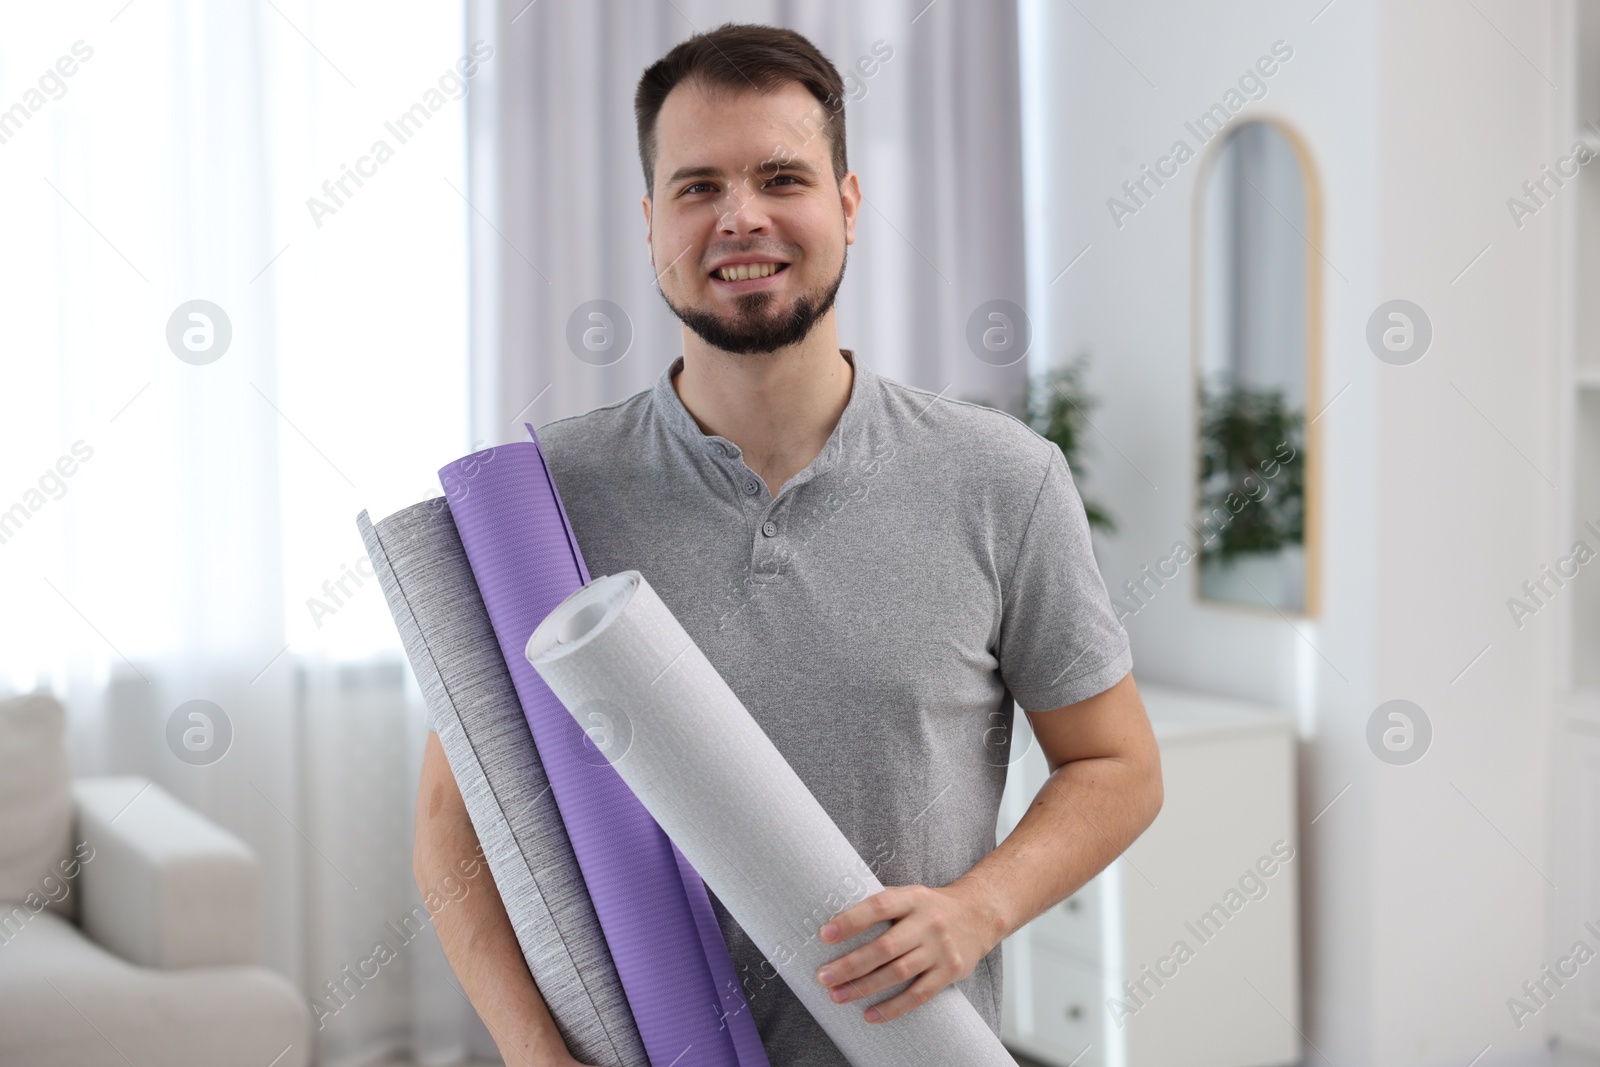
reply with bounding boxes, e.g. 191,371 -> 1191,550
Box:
0,1 -> 497,1062
463,0 -> 1030,441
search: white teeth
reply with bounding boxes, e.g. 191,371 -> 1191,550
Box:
716,262 -> 782,281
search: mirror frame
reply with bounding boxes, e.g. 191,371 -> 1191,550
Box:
1188,115 -> 1323,619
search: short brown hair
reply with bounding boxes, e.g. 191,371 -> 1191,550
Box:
634,22 -> 848,197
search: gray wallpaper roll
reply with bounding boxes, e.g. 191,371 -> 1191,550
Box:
525,570 -> 1019,1067
357,503 -> 649,1067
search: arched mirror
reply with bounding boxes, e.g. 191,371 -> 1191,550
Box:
1194,119 -> 1320,615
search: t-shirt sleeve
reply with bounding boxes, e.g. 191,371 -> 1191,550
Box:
998,442 -> 1132,712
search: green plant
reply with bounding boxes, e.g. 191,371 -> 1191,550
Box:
1197,380 -> 1304,561
1024,355 -> 1115,534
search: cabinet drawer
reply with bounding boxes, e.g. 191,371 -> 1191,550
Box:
1029,940 -> 1102,1065
1029,883 -> 1101,962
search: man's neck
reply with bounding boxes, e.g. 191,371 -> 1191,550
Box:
671,336 -> 854,498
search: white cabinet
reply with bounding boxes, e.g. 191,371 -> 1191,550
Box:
1545,695 -> 1600,1050
997,684 -> 1300,1067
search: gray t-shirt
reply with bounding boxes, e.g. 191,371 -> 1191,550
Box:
535,349 -> 1131,1067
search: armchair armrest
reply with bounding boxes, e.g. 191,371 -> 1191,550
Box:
73,776 -> 260,969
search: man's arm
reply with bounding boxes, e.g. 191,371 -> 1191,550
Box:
955,669 -> 1162,941
415,729 -> 597,1067
811,670 -> 1161,1023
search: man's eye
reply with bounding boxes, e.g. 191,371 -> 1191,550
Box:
684,176 -> 799,195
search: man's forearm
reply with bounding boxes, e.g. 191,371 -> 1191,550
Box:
416,733 -> 577,1066
952,753 -> 1162,945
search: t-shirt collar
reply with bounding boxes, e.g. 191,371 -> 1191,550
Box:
652,348 -> 872,480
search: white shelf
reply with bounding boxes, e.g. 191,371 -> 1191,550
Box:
1138,684 -> 1292,745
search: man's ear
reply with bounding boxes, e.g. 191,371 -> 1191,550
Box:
840,171 -> 861,246
641,193 -> 653,264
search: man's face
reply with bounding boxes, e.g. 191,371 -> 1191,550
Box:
643,79 -> 859,355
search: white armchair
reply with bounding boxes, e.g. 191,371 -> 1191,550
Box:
0,692 -> 311,1066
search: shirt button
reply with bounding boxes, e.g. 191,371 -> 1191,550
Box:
762,520 -> 778,537
721,443 -> 737,457
744,479 -> 760,495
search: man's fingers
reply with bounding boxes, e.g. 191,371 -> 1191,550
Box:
820,885 -> 908,945
861,969 -> 944,1024
818,891 -> 925,987
826,945 -> 932,1005
825,889 -> 915,947
817,923 -> 909,987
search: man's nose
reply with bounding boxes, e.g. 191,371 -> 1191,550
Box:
717,176 -> 772,235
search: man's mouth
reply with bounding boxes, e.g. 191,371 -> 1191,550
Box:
710,262 -> 790,283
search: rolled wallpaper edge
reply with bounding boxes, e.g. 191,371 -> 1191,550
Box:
357,503 -> 649,1067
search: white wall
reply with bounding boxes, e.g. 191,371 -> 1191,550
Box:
1023,1 -> 1558,1063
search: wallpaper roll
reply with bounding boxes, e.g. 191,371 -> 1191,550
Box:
525,570 -> 1020,1067
356,503 -> 648,1067
439,436 -> 770,1067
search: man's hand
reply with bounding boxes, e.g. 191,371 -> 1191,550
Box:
809,673 -> 1161,1029
812,880 -> 1000,1024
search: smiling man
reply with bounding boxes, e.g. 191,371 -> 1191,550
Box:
413,22 -> 1163,1067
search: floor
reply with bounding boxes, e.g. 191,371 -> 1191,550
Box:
372,1050 -> 1064,1066
372,1041 -> 1596,1067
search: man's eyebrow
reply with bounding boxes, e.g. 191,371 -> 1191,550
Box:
665,158 -> 821,185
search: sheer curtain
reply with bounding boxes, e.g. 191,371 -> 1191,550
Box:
0,1 -> 494,1061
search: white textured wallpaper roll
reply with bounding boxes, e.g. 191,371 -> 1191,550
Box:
525,570 -> 1018,1067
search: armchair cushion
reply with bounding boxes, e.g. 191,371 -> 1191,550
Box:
74,776 -> 259,969
0,692 -> 74,920
0,910 -> 309,1067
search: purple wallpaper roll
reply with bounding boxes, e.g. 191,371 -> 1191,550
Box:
439,430 -> 769,1067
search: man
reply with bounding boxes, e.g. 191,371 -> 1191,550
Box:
413,22 -> 1162,1067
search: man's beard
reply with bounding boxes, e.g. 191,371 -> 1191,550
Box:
657,247 -> 847,356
